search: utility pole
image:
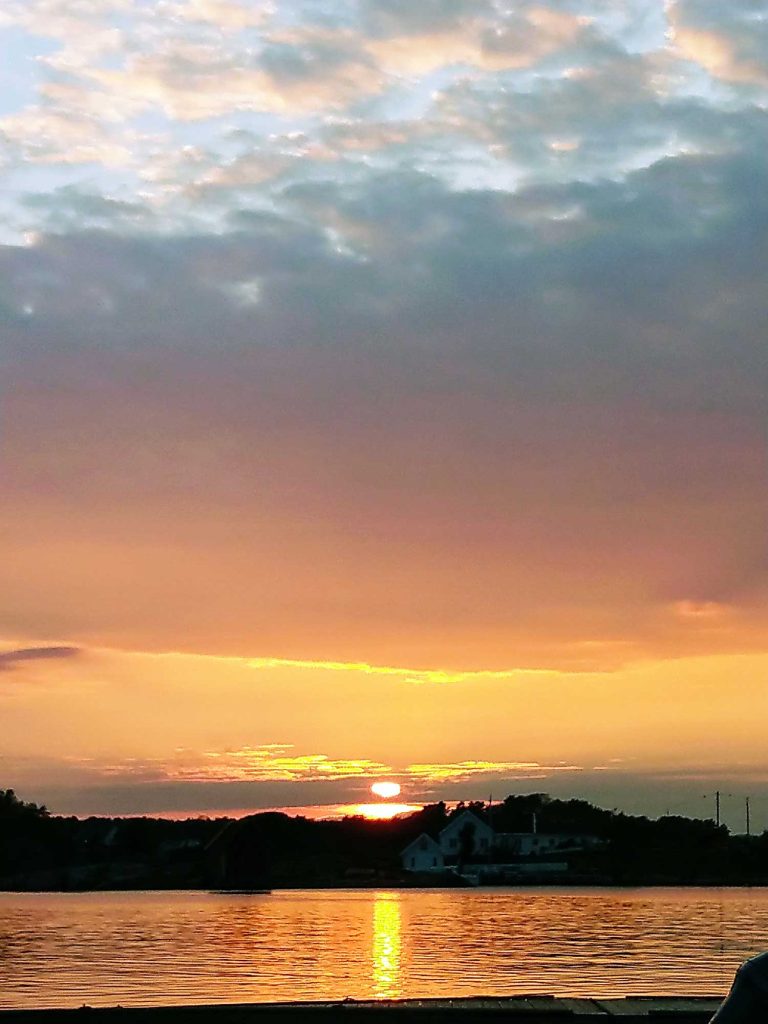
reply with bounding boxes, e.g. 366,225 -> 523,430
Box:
488,794 -> 493,865
746,797 -> 751,837
716,790 -> 720,828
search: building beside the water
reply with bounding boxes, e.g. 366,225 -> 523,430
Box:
401,833 -> 445,873
400,809 -> 602,881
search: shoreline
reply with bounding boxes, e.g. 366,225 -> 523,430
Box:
4,876 -> 768,892
0,997 -> 723,1023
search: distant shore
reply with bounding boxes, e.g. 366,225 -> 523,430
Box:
0,996 -> 723,1024
5,792 -> 768,893
3,877 -> 768,892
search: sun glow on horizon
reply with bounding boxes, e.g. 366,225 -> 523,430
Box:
352,803 -> 420,820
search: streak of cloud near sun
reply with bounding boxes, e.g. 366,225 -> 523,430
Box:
1,0 -> 767,829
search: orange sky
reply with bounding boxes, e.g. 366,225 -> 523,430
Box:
2,641 -> 767,830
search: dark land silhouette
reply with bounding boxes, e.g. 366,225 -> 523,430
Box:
2,788 -> 767,891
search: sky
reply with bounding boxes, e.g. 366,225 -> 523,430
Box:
1,0 -> 767,830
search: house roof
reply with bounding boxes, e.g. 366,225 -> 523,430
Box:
401,832 -> 443,856
438,809 -> 491,837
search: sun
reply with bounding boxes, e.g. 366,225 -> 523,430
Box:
371,781 -> 401,799
348,780 -> 415,819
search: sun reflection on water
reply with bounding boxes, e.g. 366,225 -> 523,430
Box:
3,888 -> 767,1008
371,892 -> 402,999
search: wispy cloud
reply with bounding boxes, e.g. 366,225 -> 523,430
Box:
77,751 -> 582,787
406,761 -> 583,783
248,657 -> 543,684
0,646 -> 80,672
71,746 -> 391,785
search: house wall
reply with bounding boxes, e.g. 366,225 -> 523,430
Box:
401,835 -> 444,872
439,814 -> 495,857
493,833 -> 597,855
406,849 -> 444,871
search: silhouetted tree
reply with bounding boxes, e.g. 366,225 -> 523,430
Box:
0,789 -> 48,820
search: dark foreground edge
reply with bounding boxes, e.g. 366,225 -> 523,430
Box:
0,997 -> 721,1024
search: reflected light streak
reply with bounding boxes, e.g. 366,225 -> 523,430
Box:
371,892 -> 402,999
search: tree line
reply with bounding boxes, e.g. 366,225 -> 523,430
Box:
2,788 -> 767,890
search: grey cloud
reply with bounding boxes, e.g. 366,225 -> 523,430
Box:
677,0 -> 767,26
37,778 -> 383,817
4,140 -> 767,405
0,646 -> 80,671
2,0 -> 767,773
3,121 -> 767,666
0,209 -> 334,342
259,34 -> 375,84
359,0 -> 493,37
437,42 -> 766,185
23,187 -> 153,234
273,148 -> 767,404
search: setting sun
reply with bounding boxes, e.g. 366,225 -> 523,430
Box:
371,782 -> 401,799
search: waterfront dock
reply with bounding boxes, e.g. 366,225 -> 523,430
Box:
0,996 -> 721,1024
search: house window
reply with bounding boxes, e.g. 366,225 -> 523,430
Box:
432,857 -> 437,867
410,858 -> 415,868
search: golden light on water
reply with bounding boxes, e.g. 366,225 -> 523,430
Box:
371,781 -> 401,799
371,892 -> 402,999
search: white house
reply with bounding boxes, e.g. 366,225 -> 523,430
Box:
438,810 -> 494,859
494,832 -> 571,856
401,833 -> 445,872
401,808 -> 602,874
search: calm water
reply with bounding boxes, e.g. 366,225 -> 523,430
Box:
0,887 -> 766,1009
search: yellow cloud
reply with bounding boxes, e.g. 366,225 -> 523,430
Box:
170,0 -> 274,31
247,655 -> 550,685
672,600 -> 731,620
366,7 -> 585,75
667,4 -> 768,86
80,745 -> 391,784
82,30 -> 385,121
406,760 -> 581,781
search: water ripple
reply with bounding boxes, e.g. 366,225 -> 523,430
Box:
0,888 -> 765,1009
